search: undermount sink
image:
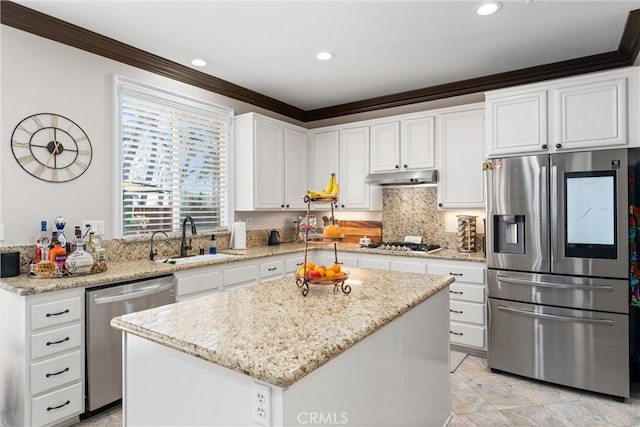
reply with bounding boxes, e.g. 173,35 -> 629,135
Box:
155,253 -> 242,265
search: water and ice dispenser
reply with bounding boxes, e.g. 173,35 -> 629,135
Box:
493,215 -> 525,254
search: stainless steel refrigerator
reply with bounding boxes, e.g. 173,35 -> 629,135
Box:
485,149 -> 630,399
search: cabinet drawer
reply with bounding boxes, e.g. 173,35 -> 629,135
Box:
390,261 -> 427,273
177,270 -> 222,298
260,260 -> 284,280
32,382 -> 82,427
285,257 -> 303,274
429,264 -> 485,284
449,283 -> 485,303
31,351 -> 82,395
32,324 -> 81,360
224,264 -> 258,287
31,297 -> 82,331
358,257 -> 390,270
449,322 -> 485,349
449,300 -> 485,325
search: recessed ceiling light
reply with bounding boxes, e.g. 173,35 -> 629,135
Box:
191,58 -> 207,67
476,1 -> 502,16
316,51 -> 334,61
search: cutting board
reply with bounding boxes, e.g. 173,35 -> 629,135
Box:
336,220 -> 382,244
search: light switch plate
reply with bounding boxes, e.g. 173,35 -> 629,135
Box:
82,220 -> 105,235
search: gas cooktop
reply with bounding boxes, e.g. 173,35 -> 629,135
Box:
364,242 -> 442,253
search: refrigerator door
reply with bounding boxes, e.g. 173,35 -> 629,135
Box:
486,155 -> 549,273
550,149 -> 628,278
488,298 -> 629,398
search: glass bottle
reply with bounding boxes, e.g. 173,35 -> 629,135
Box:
49,232 -> 67,271
65,230 -> 94,275
34,220 -> 50,264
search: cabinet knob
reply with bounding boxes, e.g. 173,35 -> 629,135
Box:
403,164 -> 408,168
438,203 -> 443,207
395,165 -> 399,169
341,204 -> 345,208
541,144 -> 547,149
281,204 -> 285,208
286,204 -> 290,208
555,143 -> 562,149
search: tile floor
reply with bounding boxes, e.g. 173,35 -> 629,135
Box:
78,351 -> 640,427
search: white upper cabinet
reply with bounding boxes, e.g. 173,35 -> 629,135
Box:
485,66 -> 639,158
401,115 -> 436,169
437,105 -> 485,209
485,90 -> 548,157
552,76 -> 627,151
308,130 -> 340,194
370,115 -> 435,173
235,113 -> 307,211
370,121 -> 400,172
339,126 -> 372,209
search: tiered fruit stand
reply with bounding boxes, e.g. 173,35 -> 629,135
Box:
295,194 -> 351,296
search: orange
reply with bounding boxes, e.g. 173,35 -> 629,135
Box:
330,263 -> 341,273
323,225 -> 341,238
325,269 -> 336,279
313,266 -> 326,276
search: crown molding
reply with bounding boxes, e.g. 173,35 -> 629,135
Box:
2,1 -> 638,122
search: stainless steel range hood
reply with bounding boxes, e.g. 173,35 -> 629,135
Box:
365,169 -> 438,186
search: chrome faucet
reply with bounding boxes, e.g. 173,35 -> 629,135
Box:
180,216 -> 197,257
149,231 -> 168,261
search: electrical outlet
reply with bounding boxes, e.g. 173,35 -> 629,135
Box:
82,220 -> 105,235
246,218 -> 252,228
252,382 -> 271,426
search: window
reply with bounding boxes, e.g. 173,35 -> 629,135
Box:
115,77 -> 233,237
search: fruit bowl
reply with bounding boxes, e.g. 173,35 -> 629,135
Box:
295,270 -> 349,285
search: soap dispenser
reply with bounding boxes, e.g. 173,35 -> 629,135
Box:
208,234 -> 217,254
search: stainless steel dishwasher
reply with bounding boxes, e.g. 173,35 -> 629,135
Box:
85,275 -> 175,414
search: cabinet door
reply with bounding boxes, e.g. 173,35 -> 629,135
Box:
485,90 -> 548,157
370,121 -> 400,173
284,128 -> 308,209
339,126 -> 370,209
401,115 -> 435,169
309,131 -> 340,208
437,108 -> 485,209
552,77 -> 627,151
255,119 -> 285,209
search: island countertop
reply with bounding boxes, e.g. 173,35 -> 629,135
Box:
111,267 -> 454,388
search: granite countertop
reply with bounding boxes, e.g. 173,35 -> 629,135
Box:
0,242 -> 484,296
111,267 -> 454,388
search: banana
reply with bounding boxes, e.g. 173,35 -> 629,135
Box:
323,173 -> 335,193
307,173 -> 339,198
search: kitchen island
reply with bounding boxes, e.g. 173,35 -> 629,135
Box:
111,267 -> 453,427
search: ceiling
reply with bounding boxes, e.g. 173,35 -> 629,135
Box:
7,0 -> 640,118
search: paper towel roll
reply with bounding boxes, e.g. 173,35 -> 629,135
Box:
230,221 -> 246,249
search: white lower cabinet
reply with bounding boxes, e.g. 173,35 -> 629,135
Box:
428,260 -> 487,352
0,287 -> 85,427
174,267 -> 223,301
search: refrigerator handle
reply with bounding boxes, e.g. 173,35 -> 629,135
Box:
550,164 -> 558,264
497,305 -> 614,326
539,165 -> 548,265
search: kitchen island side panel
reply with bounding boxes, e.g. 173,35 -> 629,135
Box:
122,287 -> 450,427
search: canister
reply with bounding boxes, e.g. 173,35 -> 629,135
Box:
456,216 -> 477,253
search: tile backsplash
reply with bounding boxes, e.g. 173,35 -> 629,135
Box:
382,187 -> 484,251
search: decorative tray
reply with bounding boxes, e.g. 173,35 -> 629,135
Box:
295,270 -> 349,285
29,261 -> 107,279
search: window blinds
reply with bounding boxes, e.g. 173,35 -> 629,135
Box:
118,79 -> 232,236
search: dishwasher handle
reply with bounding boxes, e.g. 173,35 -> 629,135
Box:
93,282 -> 174,305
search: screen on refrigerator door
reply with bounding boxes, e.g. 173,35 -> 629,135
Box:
565,171 -> 617,259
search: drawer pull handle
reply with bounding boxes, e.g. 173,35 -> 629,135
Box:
267,267 -> 277,271
46,309 -> 69,317
47,400 -> 70,411
450,309 -> 463,314
450,331 -> 463,336
46,337 -> 70,346
46,367 -> 69,378
449,290 -> 463,295
449,272 -> 463,277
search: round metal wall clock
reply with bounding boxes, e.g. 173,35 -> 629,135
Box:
10,113 -> 93,183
